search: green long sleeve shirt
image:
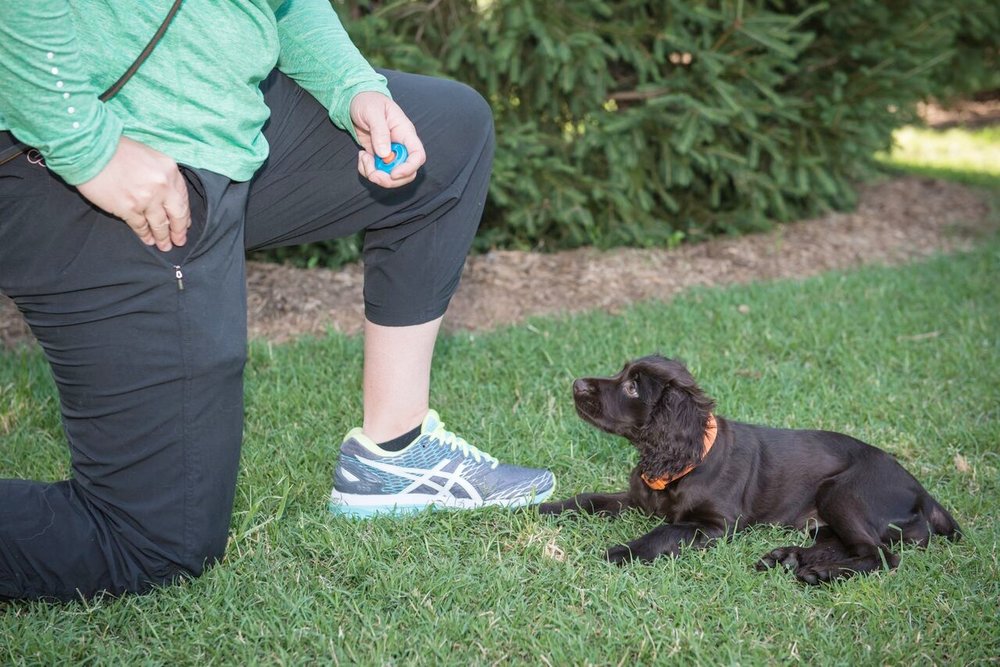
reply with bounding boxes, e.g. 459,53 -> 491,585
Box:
0,0 -> 390,185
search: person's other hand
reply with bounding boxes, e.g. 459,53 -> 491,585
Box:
76,136 -> 191,252
350,91 -> 426,188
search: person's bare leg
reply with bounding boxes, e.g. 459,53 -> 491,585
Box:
361,316 -> 443,443
329,312 -> 555,519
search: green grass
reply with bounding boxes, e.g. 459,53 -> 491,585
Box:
877,125 -> 1000,188
3,232 -> 999,664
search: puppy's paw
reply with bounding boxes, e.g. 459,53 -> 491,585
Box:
755,555 -> 776,571
795,561 -> 860,584
536,502 -> 561,515
756,546 -> 801,572
793,564 -> 828,585
604,544 -> 635,565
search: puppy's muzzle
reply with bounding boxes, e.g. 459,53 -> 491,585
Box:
573,378 -> 596,397
573,378 -> 601,424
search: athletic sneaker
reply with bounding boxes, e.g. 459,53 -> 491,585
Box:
329,410 -> 556,518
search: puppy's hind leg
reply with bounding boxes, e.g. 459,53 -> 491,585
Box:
793,545 -> 901,585
756,526 -> 851,572
791,478 -> 900,584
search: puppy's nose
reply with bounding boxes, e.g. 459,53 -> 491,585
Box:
573,379 -> 594,396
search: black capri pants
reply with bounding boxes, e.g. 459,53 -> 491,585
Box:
0,69 -> 494,601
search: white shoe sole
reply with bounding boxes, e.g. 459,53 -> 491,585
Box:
328,486 -> 555,519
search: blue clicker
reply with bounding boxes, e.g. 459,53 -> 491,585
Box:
375,142 -> 408,173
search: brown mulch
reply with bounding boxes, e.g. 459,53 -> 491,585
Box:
1,175 -> 994,350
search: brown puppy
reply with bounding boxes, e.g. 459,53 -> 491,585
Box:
538,355 -> 960,583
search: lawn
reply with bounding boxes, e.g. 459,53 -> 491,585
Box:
877,124 -> 1000,188
2,127 -> 999,664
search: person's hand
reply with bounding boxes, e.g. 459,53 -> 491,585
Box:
350,91 -> 426,188
76,136 -> 191,252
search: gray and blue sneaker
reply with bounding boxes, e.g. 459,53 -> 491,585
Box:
329,410 -> 555,518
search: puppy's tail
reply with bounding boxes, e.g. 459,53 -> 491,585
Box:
927,499 -> 961,541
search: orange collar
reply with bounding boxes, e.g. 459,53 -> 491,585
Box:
641,414 -> 718,490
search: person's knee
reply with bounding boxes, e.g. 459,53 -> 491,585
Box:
142,511 -> 230,587
408,80 -> 494,200
445,80 -> 495,151
178,524 -> 229,577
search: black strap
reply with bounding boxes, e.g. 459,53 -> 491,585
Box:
0,0 -> 184,167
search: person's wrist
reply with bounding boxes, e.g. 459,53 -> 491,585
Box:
335,81 -> 393,140
56,110 -> 124,186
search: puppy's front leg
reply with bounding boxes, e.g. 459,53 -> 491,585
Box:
606,522 -> 723,564
538,492 -> 634,517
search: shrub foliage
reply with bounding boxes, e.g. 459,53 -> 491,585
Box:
258,0 -> 998,267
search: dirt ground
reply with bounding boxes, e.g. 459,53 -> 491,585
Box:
0,174 -> 994,350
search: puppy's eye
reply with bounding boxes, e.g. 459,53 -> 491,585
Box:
623,380 -> 639,398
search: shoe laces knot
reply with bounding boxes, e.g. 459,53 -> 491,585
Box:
434,424 -> 498,468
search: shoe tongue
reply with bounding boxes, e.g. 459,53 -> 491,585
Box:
421,409 -> 441,433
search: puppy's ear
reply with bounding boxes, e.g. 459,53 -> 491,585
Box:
637,382 -> 713,480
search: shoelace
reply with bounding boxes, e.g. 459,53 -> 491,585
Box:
433,425 -> 499,468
